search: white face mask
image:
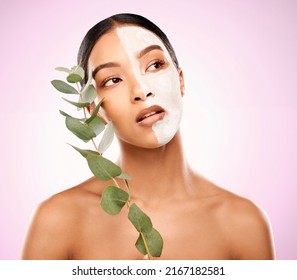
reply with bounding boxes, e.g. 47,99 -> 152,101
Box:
116,26 -> 183,145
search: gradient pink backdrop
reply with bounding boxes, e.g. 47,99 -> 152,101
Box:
0,0 -> 296,259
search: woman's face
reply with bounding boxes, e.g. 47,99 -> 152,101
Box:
88,25 -> 184,149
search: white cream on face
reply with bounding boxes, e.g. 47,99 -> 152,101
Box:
116,26 -> 183,145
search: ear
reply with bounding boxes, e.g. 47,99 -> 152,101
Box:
87,101 -> 109,124
178,68 -> 185,97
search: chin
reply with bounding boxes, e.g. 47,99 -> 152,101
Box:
155,134 -> 175,146
117,128 -> 178,150
132,140 -> 164,150
141,142 -> 166,149
136,133 -> 176,149
118,137 -> 166,150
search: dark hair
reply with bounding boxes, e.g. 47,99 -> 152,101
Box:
78,13 -> 179,86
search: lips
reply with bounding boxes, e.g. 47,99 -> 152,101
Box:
136,105 -> 165,127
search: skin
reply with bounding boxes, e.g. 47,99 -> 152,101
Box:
115,26 -> 183,146
22,24 -> 275,260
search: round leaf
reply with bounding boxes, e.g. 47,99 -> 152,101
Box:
135,228 -> 163,257
67,73 -> 83,83
59,110 -> 84,121
69,145 -> 99,158
65,116 -> 96,141
128,203 -> 153,233
55,67 -> 71,73
81,85 -> 97,103
71,65 -> 85,80
86,153 -> 122,181
62,97 -> 90,108
98,121 -> 114,154
101,186 -> 129,215
88,116 -> 105,136
51,80 -> 78,94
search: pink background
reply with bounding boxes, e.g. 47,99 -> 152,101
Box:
0,0 -> 296,259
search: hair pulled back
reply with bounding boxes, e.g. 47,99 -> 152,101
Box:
78,13 -> 179,85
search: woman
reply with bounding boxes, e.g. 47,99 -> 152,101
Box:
22,13 -> 275,260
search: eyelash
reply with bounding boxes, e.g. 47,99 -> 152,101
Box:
102,77 -> 122,88
146,59 -> 166,72
100,59 -> 166,88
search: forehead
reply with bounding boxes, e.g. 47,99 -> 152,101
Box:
89,25 -> 168,65
115,25 -> 166,51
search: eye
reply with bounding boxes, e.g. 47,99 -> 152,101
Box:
103,77 -> 122,87
146,60 -> 165,72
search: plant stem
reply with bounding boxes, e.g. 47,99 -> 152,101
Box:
76,83 -> 88,122
140,232 -> 152,260
112,177 -> 121,189
124,180 -> 131,208
124,179 -> 131,200
91,138 -> 100,154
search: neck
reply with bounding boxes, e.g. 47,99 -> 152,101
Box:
116,131 -> 193,201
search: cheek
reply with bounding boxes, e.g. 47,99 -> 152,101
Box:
142,68 -> 183,145
103,101 -> 119,118
98,83 -> 127,116
144,68 -> 182,108
154,72 -> 174,95
100,93 -> 135,140
104,103 -> 130,140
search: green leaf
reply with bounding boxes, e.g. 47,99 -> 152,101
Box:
128,203 -> 153,233
117,172 -> 131,180
65,116 -> 96,141
85,99 -> 103,124
128,204 -> 163,257
88,116 -> 105,136
71,65 -> 85,80
59,110 -> 84,121
55,67 -> 71,73
69,144 -> 99,158
67,73 -> 83,83
101,186 -> 129,215
86,153 -> 122,181
69,145 -> 121,180
62,97 -> 90,108
135,228 -> 163,257
98,121 -> 114,154
51,80 -> 78,94
81,67 -> 93,92
81,84 -> 97,103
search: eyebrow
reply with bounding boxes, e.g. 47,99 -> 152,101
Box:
92,62 -> 120,78
137,45 -> 163,59
92,45 -> 163,78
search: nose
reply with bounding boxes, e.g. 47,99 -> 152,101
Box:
133,92 -> 154,102
130,76 -> 154,103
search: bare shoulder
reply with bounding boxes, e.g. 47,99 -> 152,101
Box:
22,177 -> 105,259
226,195 -> 275,259
198,178 -> 275,259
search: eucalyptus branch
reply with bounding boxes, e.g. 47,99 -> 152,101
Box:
51,64 -> 163,259
141,232 -> 152,259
